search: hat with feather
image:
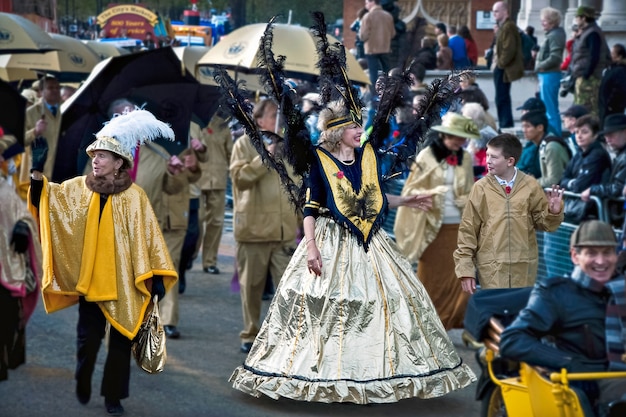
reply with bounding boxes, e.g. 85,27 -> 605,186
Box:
86,108 -> 175,168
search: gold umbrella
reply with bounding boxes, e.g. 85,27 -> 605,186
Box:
1,34 -> 100,78
174,45 -> 264,92
173,45 -> 211,79
197,23 -> 369,85
83,40 -> 130,61
0,12 -> 58,54
0,55 -> 37,82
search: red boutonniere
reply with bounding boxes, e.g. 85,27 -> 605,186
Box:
0,126 -> 4,137
207,128 -> 213,134
445,154 -> 458,166
505,186 -> 511,195
392,130 -> 400,139
334,171 -> 345,179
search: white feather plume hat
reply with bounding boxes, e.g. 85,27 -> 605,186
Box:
86,108 -> 175,168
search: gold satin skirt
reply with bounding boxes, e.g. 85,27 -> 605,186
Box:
230,217 -> 476,403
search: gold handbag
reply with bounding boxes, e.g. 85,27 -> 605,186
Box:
132,296 -> 166,374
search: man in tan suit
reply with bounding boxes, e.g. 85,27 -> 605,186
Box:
19,75 -> 61,193
193,111 -> 233,275
230,100 -> 298,353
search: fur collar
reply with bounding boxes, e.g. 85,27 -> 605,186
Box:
85,170 -> 132,195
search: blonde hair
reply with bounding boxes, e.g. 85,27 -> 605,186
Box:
540,7 -> 561,27
317,100 -> 353,151
461,102 -> 487,129
437,33 -> 449,47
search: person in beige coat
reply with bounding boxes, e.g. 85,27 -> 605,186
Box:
155,145 -> 204,339
394,113 -> 478,331
192,111 -> 233,275
454,133 -> 564,293
19,75 -> 62,195
230,99 -> 298,353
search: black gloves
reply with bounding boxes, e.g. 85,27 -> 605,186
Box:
31,136 -> 49,173
151,276 -> 165,301
10,220 -> 30,254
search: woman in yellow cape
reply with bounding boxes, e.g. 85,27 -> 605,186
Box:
28,109 -> 177,416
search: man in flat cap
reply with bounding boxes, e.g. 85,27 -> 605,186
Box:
570,6 -> 610,116
501,220 -> 626,415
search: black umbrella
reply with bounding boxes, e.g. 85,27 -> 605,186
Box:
57,47 -> 221,182
0,79 -> 26,159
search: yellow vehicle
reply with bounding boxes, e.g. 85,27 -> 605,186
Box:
171,24 -> 212,47
466,288 -> 626,417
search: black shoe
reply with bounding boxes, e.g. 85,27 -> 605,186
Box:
178,281 -> 186,294
203,266 -> 220,274
76,385 -> 90,405
164,325 -> 180,339
105,399 -> 124,416
262,292 -> 273,301
240,342 -> 253,353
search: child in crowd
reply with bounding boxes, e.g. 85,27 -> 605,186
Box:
454,133 -> 564,293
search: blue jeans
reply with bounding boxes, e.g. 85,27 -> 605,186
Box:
538,71 -> 562,137
494,67 -> 513,129
366,53 -> 391,95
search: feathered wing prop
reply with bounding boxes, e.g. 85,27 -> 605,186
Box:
97,108 -> 175,153
255,17 -> 315,208
367,60 -> 414,150
378,69 -> 471,181
257,16 -> 287,104
310,12 -> 363,116
257,17 -> 315,176
212,65 -> 304,210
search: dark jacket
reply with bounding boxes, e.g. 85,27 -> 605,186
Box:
599,60 -> 626,125
570,21 -> 610,80
589,146 -> 626,199
500,273 -> 612,373
495,18 -> 524,82
415,46 -> 437,70
590,145 -> 626,227
560,140 -> 611,222
560,140 -> 611,193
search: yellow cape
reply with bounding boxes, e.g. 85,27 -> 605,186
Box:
34,176 -> 177,339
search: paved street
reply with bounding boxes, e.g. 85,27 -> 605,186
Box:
0,227 -> 482,417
